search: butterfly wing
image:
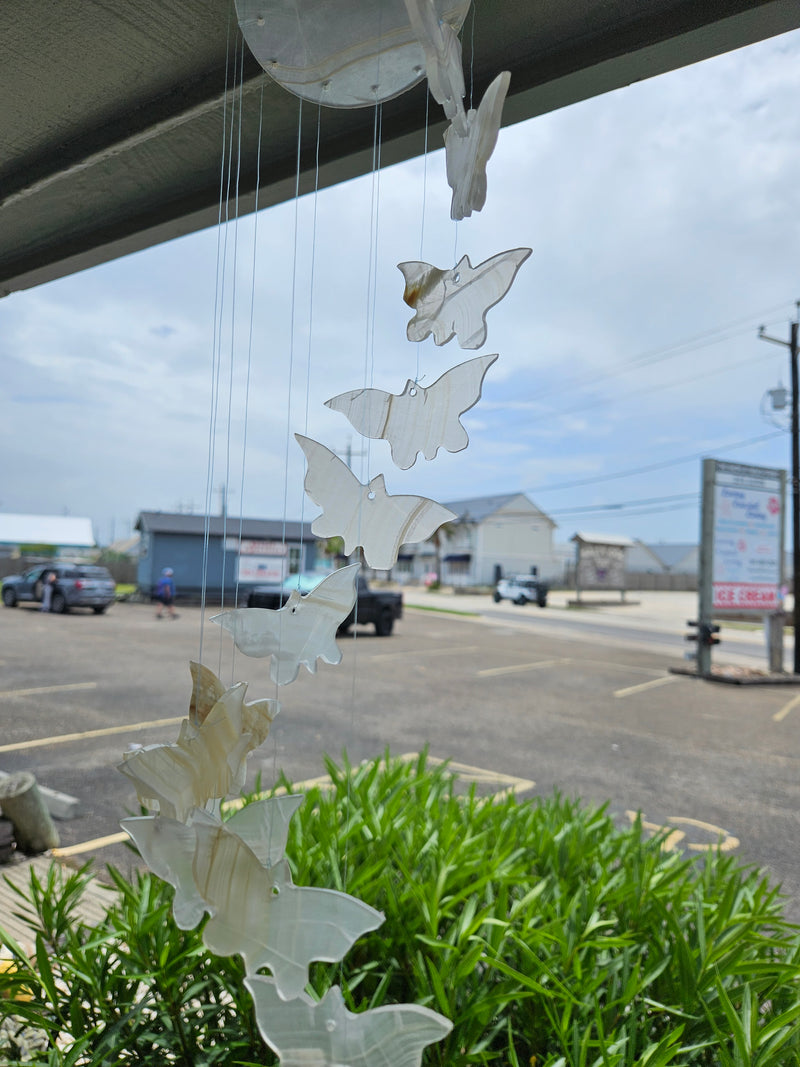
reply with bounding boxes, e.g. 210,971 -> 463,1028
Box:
445,70 -> 510,221
121,815 -> 207,929
193,818 -> 383,998
246,979 -> 452,1067
118,681 -> 277,819
277,563 -> 359,676
117,740 -> 197,821
357,477 -> 457,570
258,866 -> 384,999
224,794 -> 304,868
325,387 -> 392,441
214,567 -> 359,686
445,249 -> 531,348
210,607 -> 282,658
189,660 -> 225,725
397,260 -> 450,344
414,353 -> 499,461
296,434 -> 367,555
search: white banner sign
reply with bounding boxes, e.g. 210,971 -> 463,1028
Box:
711,462 -> 784,612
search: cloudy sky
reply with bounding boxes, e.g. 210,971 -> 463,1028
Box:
3,25 -> 800,550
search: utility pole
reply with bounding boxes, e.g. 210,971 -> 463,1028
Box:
759,304 -> 800,674
333,437 -> 367,470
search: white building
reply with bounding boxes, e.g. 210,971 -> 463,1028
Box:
395,493 -> 557,587
0,514 -> 95,559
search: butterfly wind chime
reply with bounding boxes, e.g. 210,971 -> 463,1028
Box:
118,1 -> 532,1063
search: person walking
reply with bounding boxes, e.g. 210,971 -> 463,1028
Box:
155,567 -> 178,619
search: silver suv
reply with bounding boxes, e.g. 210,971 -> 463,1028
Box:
2,563 -> 116,614
493,574 -> 548,607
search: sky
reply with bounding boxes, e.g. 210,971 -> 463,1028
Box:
3,24 -> 800,551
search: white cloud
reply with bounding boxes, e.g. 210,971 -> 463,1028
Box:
2,28 -> 800,543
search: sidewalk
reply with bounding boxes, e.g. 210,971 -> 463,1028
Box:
0,855 -> 114,956
403,587 -> 787,665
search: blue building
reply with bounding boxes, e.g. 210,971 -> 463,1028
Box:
135,511 -> 317,600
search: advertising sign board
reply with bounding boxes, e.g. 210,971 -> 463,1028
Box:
705,460 -> 785,613
237,555 -> 286,584
576,542 -> 627,591
225,538 -> 288,556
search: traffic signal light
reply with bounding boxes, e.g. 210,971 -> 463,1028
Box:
686,620 -> 721,646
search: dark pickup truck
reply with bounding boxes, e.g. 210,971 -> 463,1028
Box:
247,573 -> 403,636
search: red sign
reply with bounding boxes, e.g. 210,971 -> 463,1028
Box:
713,582 -> 780,610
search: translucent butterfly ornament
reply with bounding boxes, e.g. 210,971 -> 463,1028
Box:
122,795 -> 384,1000
399,247 -> 531,350
246,977 -> 453,1067
296,435 -> 457,570
117,662 -> 278,822
445,70 -> 511,220
211,564 -> 360,685
326,353 -> 498,469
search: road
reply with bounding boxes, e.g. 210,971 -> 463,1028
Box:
1,594 -> 799,919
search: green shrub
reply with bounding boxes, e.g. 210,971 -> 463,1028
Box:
2,752 -> 799,1066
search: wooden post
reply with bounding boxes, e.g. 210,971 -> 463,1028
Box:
0,772 -> 60,854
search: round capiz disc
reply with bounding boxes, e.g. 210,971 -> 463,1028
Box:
235,0 -> 471,108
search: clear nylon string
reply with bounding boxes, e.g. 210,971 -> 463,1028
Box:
297,103 -> 323,570
218,38 -> 246,680
198,19 -> 234,667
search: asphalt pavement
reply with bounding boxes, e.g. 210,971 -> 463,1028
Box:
1,592 -> 799,922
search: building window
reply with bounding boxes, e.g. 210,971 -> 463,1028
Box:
289,546 -> 301,574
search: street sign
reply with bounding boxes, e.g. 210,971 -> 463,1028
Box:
696,459 -> 786,677
708,461 -> 785,612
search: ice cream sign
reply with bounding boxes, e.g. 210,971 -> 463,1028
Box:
708,460 -> 786,611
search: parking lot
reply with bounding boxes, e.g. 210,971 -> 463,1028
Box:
2,596 -> 799,918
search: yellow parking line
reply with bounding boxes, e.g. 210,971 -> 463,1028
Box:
0,681 -> 97,699
53,832 -> 128,857
614,675 -> 679,698
0,716 -> 183,754
404,754 -> 535,796
773,694 -> 800,723
478,658 -> 570,677
53,754 -> 537,858
627,811 -> 739,852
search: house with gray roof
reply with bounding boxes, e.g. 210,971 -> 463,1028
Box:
626,541 -> 699,575
395,492 -> 557,587
135,511 -> 316,599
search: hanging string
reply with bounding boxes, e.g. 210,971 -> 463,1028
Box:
415,90 -> 430,384
297,102 -> 323,574
217,38 -> 247,679
468,3 -> 476,110
342,93 -> 383,900
281,99 -> 304,550
198,18 -> 234,668
231,78 -> 266,674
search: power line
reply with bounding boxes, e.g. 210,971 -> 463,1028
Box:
526,429 -> 786,495
527,299 -> 795,406
548,491 -> 698,515
547,346 -> 779,421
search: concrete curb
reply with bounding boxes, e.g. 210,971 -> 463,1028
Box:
0,770 -> 81,820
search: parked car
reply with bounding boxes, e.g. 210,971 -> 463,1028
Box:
493,574 -> 548,607
247,572 -> 403,636
1,563 -> 116,614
